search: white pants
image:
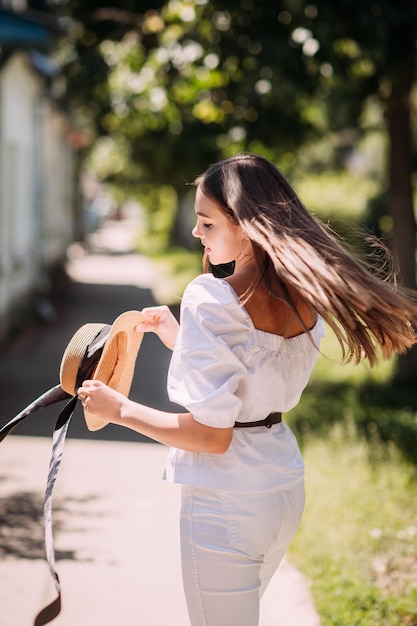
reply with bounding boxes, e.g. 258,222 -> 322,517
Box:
180,482 -> 305,626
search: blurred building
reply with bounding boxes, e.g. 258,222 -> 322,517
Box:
0,2 -> 80,341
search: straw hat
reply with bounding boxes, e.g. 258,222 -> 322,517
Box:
60,310 -> 145,431
0,310 -> 146,626
0,310 -> 145,442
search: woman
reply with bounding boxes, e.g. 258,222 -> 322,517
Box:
78,154 -> 417,626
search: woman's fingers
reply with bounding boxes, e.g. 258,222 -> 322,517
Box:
136,306 -> 170,331
136,305 -> 179,350
77,380 -> 125,425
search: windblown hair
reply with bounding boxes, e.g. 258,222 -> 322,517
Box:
195,153 -> 417,365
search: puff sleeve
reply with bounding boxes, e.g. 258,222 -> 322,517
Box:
167,274 -> 251,428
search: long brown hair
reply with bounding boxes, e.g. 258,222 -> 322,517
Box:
195,153 -> 417,365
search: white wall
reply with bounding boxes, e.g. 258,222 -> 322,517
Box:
0,52 -> 76,339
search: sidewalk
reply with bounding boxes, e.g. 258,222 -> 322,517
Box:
0,215 -> 320,625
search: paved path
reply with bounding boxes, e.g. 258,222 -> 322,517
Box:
0,215 -> 320,625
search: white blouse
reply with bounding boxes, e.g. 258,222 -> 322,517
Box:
163,273 -> 325,492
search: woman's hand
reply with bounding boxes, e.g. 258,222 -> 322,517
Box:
137,305 -> 179,350
77,380 -> 232,454
78,380 -> 131,427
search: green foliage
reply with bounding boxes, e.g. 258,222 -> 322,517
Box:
61,0 -> 351,191
288,432 -> 417,625
58,0 -> 417,311
134,184 -> 178,253
289,329 -> 417,464
286,313 -> 417,625
294,171 -> 380,219
147,247 -> 202,304
290,380 -> 417,465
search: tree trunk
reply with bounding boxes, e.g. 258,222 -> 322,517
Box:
170,190 -> 196,249
387,59 -> 417,380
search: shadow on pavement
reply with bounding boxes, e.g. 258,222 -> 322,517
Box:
0,490 -> 46,559
0,277 -> 181,442
0,490 -> 83,561
0,487 -> 112,561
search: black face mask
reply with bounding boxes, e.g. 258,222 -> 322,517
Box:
210,261 -> 235,278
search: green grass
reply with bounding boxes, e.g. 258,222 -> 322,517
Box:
287,327 -> 417,625
289,433 -> 417,625
310,327 -> 394,386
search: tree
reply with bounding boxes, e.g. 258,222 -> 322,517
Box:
58,1 -> 328,245
57,0 -> 417,378
280,0 -> 417,379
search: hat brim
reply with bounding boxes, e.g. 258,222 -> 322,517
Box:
84,310 -> 145,431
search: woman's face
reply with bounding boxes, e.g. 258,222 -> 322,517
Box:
192,187 -> 245,266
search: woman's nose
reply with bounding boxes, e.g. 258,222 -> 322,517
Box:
192,223 -> 200,238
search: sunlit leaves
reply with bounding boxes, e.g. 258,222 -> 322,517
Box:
142,11 -> 165,35
60,0 -> 416,198
193,100 -> 225,123
333,38 -> 362,60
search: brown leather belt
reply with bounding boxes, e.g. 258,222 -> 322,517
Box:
234,412 -> 282,429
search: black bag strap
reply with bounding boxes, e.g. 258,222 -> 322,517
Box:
0,324 -> 111,625
34,395 -> 78,626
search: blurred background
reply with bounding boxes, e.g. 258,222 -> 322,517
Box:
1,1 -> 417,624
